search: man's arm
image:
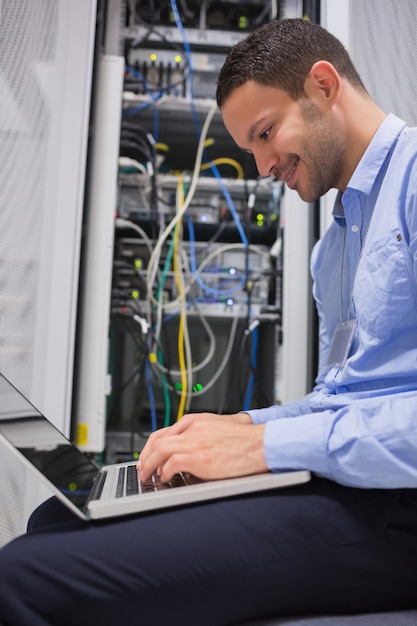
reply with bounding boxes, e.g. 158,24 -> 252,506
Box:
256,389 -> 417,489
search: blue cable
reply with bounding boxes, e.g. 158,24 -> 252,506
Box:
124,65 -> 161,141
186,215 -> 246,297
169,0 -> 200,133
169,0 -> 248,248
210,163 -> 248,246
243,326 -> 258,411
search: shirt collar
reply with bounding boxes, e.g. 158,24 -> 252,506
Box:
346,113 -> 406,195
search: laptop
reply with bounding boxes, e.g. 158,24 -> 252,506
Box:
0,371 -> 311,521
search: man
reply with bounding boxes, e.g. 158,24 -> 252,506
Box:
1,18 -> 417,626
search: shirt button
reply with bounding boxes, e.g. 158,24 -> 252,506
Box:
351,225 -> 359,232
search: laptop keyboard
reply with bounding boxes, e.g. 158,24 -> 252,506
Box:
116,464 -> 203,498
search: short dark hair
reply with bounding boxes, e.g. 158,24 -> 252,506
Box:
216,18 -> 367,107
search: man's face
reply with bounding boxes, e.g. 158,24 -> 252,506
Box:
221,80 -> 346,202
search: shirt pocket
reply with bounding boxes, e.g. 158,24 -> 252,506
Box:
354,234 -> 413,339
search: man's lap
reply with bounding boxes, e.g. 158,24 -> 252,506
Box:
1,477 -> 416,626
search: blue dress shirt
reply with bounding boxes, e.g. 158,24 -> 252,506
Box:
247,114 -> 417,488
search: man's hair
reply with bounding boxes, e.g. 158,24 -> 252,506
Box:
216,18 -> 367,107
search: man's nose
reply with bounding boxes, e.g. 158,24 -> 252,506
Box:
252,150 -> 278,178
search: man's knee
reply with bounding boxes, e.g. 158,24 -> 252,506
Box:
27,496 -> 81,532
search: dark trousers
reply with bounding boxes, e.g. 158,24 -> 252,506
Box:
1,477 -> 417,626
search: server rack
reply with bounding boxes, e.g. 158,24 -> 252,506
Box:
73,0 -> 316,461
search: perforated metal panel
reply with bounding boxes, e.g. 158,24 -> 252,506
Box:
0,0 -> 97,546
0,0 -> 56,548
350,0 -> 417,126
0,1 -> 53,387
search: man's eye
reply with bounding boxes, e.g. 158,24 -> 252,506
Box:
260,127 -> 271,140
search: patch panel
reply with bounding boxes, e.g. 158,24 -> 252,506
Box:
126,1 -> 274,36
118,173 -> 282,229
113,236 -> 274,309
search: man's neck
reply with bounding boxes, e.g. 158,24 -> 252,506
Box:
338,88 -> 387,191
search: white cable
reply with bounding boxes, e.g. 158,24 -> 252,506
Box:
132,314 -> 149,335
146,242 -> 272,314
154,303 -> 216,377
270,235 -> 283,259
118,155 -> 147,174
151,214 -> 170,350
115,217 -> 153,257
145,101 -> 218,305
191,313 -> 240,396
196,242 -> 271,274
153,307 -> 238,398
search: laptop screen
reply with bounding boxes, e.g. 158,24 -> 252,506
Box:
0,374 -> 99,512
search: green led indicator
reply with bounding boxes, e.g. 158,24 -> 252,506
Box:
134,259 -> 142,270
68,482 -> 77,492
131,290 -> 139,299
239,16 -> 247,29
175,382 -> 203,392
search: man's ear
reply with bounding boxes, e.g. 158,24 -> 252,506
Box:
304,60 -> 341,109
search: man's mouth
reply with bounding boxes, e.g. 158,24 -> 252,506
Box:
272,157 -> 299,185
283,157 -> 299,184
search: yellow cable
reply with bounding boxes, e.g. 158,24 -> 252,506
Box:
155,142 -> 169,152
173,176 -> 187,420
200,157 -> 244,179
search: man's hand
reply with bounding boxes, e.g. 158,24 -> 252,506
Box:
137,412 -> 268,483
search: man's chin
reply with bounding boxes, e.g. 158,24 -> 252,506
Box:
291,185 -> 319,204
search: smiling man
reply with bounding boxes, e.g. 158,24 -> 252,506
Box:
217,22 -> 385,202
1,18 -> 417,626
221,77 -> 348,200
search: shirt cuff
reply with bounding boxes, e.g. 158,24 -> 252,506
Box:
246,406 -> 288,424
264,413 -> 331,477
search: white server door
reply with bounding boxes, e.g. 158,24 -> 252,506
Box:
320,0 -> 417,233
0,0 -> 97,546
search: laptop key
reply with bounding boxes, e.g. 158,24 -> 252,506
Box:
126,464 -> 139,496
140,471 -> 203,493
116,466 -> 126,498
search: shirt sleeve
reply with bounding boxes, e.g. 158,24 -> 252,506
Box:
258,391 -> 417,488
247,153 -> 417,489
247,391 -> 318,424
